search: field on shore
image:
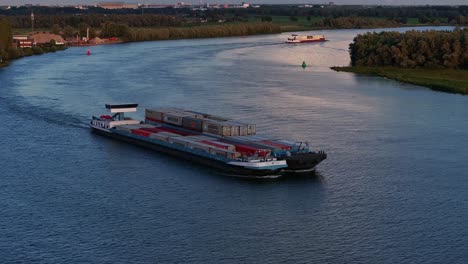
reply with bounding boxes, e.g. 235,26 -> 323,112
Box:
332,66 -> 468,95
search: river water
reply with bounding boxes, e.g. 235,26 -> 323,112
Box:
1,26 -> 467,263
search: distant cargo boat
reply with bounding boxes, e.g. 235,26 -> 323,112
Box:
286,34 -> 327,43
90,104 -> 327,178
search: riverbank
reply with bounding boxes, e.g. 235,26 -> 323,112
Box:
1,45 -> 68,69
331,66 -> 468,95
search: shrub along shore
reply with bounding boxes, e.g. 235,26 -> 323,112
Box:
332,28 -> 468,95
331,66 -> 468,95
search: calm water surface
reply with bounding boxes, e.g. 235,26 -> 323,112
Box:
1,27 -> 467,263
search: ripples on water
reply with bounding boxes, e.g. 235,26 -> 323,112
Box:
1,27 -> 467,263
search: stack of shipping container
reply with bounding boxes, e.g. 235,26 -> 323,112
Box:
110,107 -> 298,160
145,107 -> 256,137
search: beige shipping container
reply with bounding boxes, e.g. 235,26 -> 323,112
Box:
202,120 -> 231,136
247,124 -> 256,135
209,147 -> 241,159
163,112 -> 186,126
145,109 -> 164,121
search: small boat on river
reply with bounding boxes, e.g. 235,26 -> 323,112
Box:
286,34 -> 327,44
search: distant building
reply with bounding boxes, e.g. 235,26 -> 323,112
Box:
13,32 -> 65,48
30,32 -> 65,45
98,2 -> 138,9
13,35 -> 33,48
175,2 -> 192,8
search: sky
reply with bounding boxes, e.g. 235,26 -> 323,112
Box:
0,0 -> 466,6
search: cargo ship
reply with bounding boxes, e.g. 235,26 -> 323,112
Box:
286,34 -> 327,44
90,104 -> 327,178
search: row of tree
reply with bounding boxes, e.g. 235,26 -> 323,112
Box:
349,29 -> 468,69
2,14 -> 183,29
314,17 -> 401,29
100,22 -> 281,41
2,5 -> 468,30
0,19 -> 12,63
4,5 -> 466,19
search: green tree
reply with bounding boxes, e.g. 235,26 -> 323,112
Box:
0,19 -> 13,53
51,24 -> 61,35
63,26 -> 75,38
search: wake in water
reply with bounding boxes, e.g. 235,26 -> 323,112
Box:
0,94 -> 89,129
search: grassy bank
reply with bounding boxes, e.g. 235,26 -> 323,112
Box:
331,66 -> 468,95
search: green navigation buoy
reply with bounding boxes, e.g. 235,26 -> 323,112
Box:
302,61 -> 307,68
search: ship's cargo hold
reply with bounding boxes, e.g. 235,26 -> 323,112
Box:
185,135 -> 214,142
209,147 -> 240,159
131,129 -> 152,137
168,136 -> 197,147
202,120 -> 231,136
259,140 -> 292,150
115,124 -> 143,133
141,127 -> 167,133
201,140 -> 235,151
145,117 -> 162,123
277,139 -> 297,147
149,131 -> 181,141
234,144 -> 269,157
249,141 -> 280,150
182,116 -> 203,132
187,141 -> 211,153
142,126 -> 194,136
161,127 -> 195,136
137,124 -> 157,129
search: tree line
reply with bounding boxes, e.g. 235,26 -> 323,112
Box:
2,14 -> 183,29
0,19 -> 12,62
2,5 -> 468,30
313,17 -> 401,29
101,22 -> 281,41
349,29 -> 468,69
